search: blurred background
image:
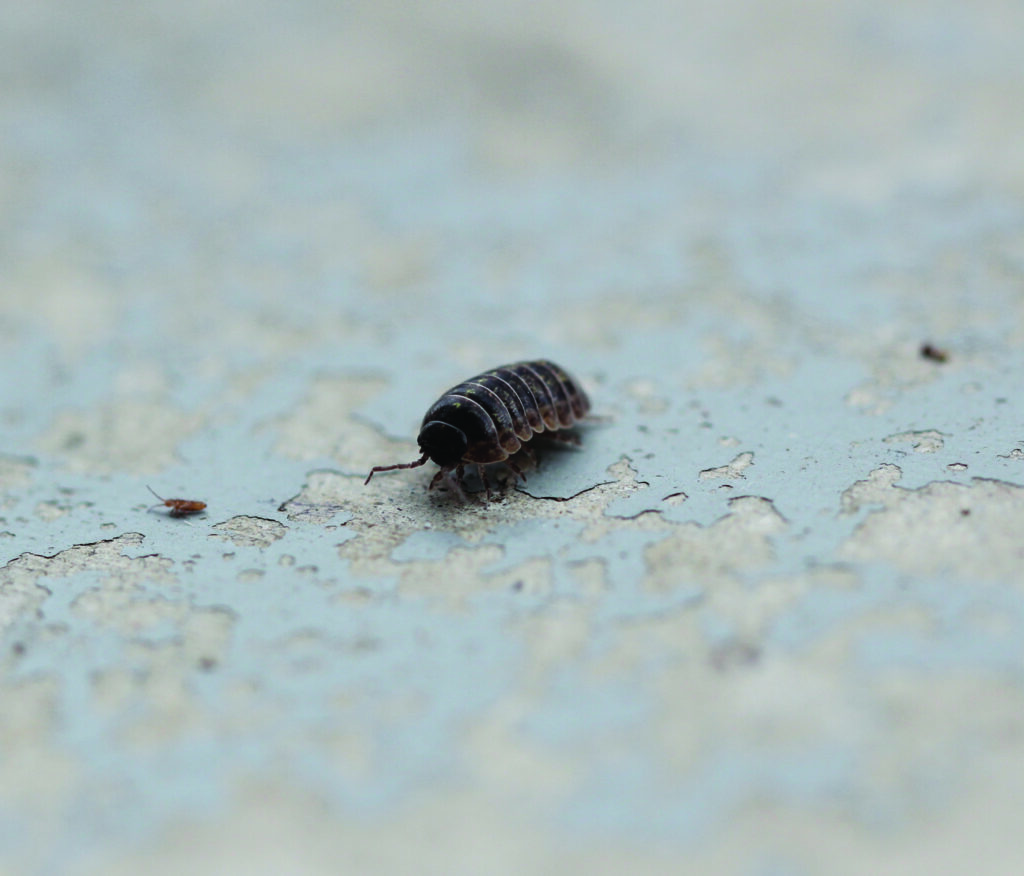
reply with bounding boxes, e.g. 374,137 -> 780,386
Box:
2,1 -> 1024,873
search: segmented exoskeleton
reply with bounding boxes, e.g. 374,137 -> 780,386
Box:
364,359 -> 590,497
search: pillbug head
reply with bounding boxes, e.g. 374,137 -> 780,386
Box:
417,420 -> 468,468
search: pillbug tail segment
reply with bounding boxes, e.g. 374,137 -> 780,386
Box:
364,453 -> 430,485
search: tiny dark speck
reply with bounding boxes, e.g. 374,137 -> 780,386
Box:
710,641 -> 761,671
960,508 -> 971,517
198,657 -> 217,671
12,642 -> 25,656
63,432 -> 86,450
920,342 -> 949,363
512,580 -> 524,591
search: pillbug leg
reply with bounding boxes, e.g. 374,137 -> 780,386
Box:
477,464 -> 492,501
429,466 -> 468,501
444,463 -> 469,502
505,458 -> 527,484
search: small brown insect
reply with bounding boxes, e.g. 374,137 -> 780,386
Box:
365,359 -> 591,498
920,342 -> 949,363
146,485 -> 207,517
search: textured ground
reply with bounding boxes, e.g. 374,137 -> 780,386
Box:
2,1 -> 1024,874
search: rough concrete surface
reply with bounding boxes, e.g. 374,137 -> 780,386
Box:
2,1 -> 1024,874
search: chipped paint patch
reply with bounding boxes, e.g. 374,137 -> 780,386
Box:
0,455 -> 37,497
839,464 -> 903,515
270,373 -> 413,474
39,403 -> 203,475
699,451 -> 754,481
839,479 -> 1024,578
644,496 -> 787,592
884,429 -> 945,453
210,517 -> 288,549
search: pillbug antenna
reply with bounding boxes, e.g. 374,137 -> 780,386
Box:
364,453 -> 429,485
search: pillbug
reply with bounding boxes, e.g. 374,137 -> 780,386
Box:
146,485 -> 207,517
365,359 -> 591,497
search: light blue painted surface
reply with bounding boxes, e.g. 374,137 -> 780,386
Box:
2,1 -> 1024,872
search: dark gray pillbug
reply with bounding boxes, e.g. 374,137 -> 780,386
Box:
364,359 -> 591,496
